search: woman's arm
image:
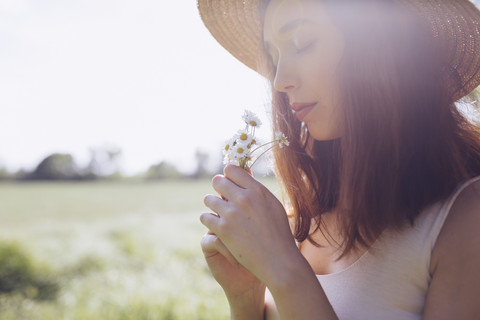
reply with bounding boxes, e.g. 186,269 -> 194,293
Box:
423,179 -> 480,319
264,253 -> 337,320
200,231 -> 266,320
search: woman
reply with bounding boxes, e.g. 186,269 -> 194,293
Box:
198,0 -> 480,319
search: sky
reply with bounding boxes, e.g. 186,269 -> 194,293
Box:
3,0 -> 480,176
0,0 -> 271,175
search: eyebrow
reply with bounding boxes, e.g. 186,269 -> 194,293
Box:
279,18 -> 313,35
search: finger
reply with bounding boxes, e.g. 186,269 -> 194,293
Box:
199,211 -> 221,234
211,175 -> 244,202
203,194 -> 229,216
224,164 -> 256,189
200,232 -> 239,266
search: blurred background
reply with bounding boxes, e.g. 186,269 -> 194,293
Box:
0,0 -> 273,178
1,0 -> 479,319
0,0 -> 278,319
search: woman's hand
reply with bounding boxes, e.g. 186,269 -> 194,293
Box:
201,164 -> 337,320
200,164 -> 300,287
200,231 -> 266,318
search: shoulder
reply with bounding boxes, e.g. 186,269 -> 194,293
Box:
432,177 -> 480,265
436,177 -> 480,242
450,176 -> 480,211
434,177 -> 480,253
424,177 -> 480,319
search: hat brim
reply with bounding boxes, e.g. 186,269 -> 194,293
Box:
198,0 -> 480,101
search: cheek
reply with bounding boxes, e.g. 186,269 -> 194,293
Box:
307,43 -> 344,113
306,71 -> 344,141
307,31 -> 345,80
308,70 -> 339,110
311,45 -> 343,78
300,45 -> 343,100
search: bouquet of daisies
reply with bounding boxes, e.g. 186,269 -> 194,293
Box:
223,110 -> 289,170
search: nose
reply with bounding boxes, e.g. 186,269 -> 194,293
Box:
273,57 -> 299,93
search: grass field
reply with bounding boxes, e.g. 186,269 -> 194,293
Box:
0,178 -> 280,320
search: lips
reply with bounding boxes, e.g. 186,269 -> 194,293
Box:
290,102 -> 317,121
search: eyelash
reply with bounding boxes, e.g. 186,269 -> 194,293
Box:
296,41 -> 315,54
268,40 -> 315,69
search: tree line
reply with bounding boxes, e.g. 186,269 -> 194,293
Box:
0,147 -> 227,182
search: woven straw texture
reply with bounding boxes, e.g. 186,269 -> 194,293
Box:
198,0 -> 480,101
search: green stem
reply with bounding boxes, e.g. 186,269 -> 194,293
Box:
250,140 -> 277,155
239,157 -> 248,169
249,145 -> 275,169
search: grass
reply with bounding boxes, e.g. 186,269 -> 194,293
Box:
0,178 -> 280,320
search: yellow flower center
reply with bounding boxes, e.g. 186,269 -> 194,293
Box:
240,133 -> 248,141
250,121 -> 257,126
237,147 -> 244,154
224,145 -> 230,151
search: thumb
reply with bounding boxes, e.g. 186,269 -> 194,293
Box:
201,232 -> 240,267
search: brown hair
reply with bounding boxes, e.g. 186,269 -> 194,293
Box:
268,0 -> 480,257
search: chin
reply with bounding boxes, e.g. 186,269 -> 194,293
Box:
307,127 -> 342,141
306,118 -> 343,141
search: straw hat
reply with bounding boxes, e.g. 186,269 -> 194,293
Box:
198,0 -> 480,101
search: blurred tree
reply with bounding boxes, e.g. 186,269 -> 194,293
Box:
84,145 -> 122,179
12,169 -> 28,181
104,170 -> 123,180
0,166 -> 10,181
191,150 -> 211,179
27,153 -> 79,180
145,161 -> 182,180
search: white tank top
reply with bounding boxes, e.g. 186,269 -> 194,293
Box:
316,176 -> 480,320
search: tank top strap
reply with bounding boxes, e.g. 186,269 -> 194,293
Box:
428,175 -> 480,249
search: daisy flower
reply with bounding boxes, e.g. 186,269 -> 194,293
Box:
222,110 -> 288,170
223,149 -> 234,165
242,110 -> 262,128
275,131 -> 290,148
223,137 -> 235,156
232,142 -> 251,167
234,129 -> 255,146
232,143 -> 250,160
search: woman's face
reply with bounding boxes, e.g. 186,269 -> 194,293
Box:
263,0 -> 345,140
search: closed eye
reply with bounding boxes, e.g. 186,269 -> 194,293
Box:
296,41 -> 315,54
